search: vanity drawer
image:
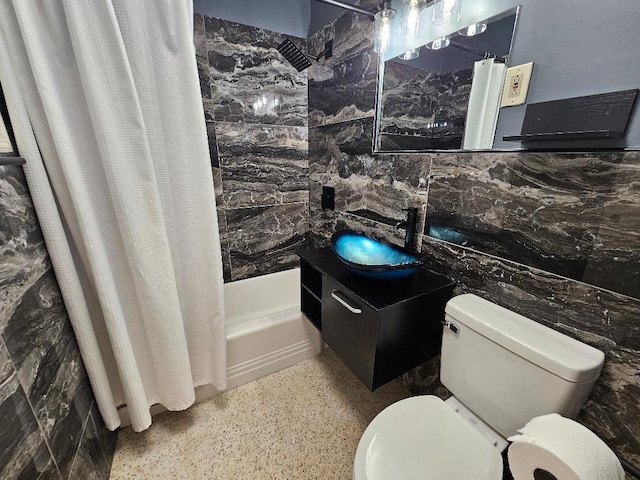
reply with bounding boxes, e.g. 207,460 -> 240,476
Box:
322,278 -> 377,390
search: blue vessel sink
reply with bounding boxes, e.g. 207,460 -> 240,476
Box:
331,231 -> 424,279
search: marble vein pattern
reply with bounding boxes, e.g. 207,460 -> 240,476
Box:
207,119 -> 219,168
0,269 -> 93,478
199,15 -> 308,127
308,10 -> 377,127
380,61 -> 472,150
225,203 -> 309,281
307,7 -> 640,469
216,123 -> 308,208
426,151 -> 640,300
419,236 -> 640,465
215,207 -> 232,283
0,339 -> 55,480
309,119 -> 431,249
0,165 -> 50,315
69,402 -> 116,480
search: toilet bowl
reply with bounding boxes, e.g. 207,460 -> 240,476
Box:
353,294 -> 605,480
354,396 -> 504,480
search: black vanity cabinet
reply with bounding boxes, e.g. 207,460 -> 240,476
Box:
298,248 -> 455,391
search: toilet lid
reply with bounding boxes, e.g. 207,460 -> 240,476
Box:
354,396 -> 503,480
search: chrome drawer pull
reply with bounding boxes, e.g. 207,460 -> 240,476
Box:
331,290 -> 362,314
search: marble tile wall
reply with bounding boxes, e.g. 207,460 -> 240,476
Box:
195,13 -> 310,282
308,5 -> 640,469
0,163 -> 116,480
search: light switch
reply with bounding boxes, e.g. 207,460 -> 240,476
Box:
501,62 -> 534,107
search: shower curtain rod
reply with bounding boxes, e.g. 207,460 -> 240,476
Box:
0,156 -> 25,165
450,41 -> 506,63
313,0 -> 376,20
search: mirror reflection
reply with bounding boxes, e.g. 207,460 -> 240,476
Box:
375,8 -> 518,152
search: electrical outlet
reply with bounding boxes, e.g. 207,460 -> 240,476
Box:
501,62 -> 534,107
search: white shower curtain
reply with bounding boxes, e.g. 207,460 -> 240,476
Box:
463,58 -> 506,150
0,0 -> 227,431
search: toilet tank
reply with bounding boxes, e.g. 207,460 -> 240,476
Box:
440,294 -> 605,438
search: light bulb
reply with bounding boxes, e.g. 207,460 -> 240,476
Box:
432,0 -> 461,26
400,0 -> 424,41
374,5 -> 396,54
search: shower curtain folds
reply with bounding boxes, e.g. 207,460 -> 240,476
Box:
0,0 -> 227,431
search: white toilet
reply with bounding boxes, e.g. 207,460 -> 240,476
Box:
353,294 -> 605,480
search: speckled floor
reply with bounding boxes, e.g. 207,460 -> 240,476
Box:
109,348 -> 411,479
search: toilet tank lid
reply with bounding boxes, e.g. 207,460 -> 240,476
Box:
445,294 -> 605,383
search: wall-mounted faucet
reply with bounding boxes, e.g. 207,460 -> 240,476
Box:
394,207 -> 418,252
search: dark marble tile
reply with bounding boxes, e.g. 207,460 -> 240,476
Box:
417,236 -> 640,465
203,16 -> 307,127
398,355 -> 451,401
193,13 -> 207,65
309,119 -> 429,244
216,207 -> 232,283
216,123 -> 308,208
0,165 -> 50,316
427,151 -> 640,300
68,405 -> 114,480
226,203 -> 309,281
88,402 -> 117,476
308,10 -> 377,127
212,167 -> 223,206
0,341 -> 57,480
207,120 -> 219,168
1,269 -> 92,478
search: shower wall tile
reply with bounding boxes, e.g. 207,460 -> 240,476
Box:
1,269 -> 94,478
196,13 -> 309,282
0,165 -> 50,315
216,207 -> 232,283
226,203 -> 309,281
68,404 -> 115,480
0,340 -> 56,480
216,122 -> 308,208
308,10 -> 378,127
202,16 -> 308,127
427,151 -> 640,299
207,120 -> 219,168
0,163 -> 116,478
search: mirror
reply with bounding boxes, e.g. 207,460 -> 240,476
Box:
374,2 -> 640,153
374,8 -> 519,152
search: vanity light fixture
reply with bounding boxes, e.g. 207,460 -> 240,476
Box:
374,1 -> 396,54
459,21 -> 487,36
425,35 -> 450,50
432,0 -> 462,26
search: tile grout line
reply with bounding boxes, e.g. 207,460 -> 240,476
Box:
67,399 -> 95,480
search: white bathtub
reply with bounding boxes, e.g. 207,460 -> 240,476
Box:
214,267 -> 322,396
119,268 -> 322,426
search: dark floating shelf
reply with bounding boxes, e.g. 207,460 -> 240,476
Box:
503,129 -> 625,142
0,156 -> 25,165
503,89 -> 638,143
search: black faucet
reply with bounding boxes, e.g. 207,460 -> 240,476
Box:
394,207 -> 419,251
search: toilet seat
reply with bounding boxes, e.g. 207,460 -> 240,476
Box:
353,396 -> 504,480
